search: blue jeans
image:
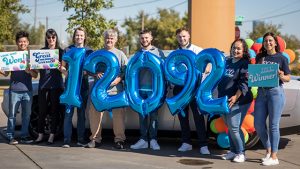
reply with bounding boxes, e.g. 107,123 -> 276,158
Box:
254,86 -> 285,153
63,89 -> 88,144
139,90 -> 158,141
223,103 -> 250,154
7,91 -> 32,140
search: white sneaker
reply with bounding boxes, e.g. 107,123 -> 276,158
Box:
150,139 -> 160,150
262,158 -> 279,166
233,154 -> 246,163
178,143 -> 192,152
222,151 -> 236,160
200,146 -> 210,155
130,139 -> 148,149
261,153 -> 271,162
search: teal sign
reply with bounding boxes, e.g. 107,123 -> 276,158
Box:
248,64 -> 279,87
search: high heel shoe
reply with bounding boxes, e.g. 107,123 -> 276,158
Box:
47,134 -> 55,144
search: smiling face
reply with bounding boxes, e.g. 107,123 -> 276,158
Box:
263,35 -> 277,54
104,35 -> 117,50
17,37 -> 29,51
74,30 -> 85,47
140,32 -> 153,49
46,35 -> 57,49
176,30 -> 190,48
231,40 -> 244,59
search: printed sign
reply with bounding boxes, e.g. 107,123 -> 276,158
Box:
30,49 -> 59,69
0,51 -> 28,71
248,64 -> 279,87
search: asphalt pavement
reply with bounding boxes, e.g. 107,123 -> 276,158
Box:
0,97 -> 300,169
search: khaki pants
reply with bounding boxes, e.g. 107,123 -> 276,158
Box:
86,96 -> 126,143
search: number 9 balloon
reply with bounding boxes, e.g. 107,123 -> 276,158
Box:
164,49 -> 198,116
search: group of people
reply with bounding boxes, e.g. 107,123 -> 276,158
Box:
0,26 -> 290,166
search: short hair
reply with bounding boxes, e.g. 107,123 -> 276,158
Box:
103,29 -> 118,39
72,27 -> 87,45
176,27 -> 190,35
15,31 -> 29,43
139,29 -> 152,35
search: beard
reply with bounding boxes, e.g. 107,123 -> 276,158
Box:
141,42 -> 151,48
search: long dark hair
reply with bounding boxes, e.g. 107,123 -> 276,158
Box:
45,28 -> 60,49
259,32 -> 281,55
230,38 -> 250,60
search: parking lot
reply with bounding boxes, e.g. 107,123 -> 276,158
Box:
0,97 -> 300,169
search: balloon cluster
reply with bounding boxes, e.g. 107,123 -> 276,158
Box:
246,36 -> 296,64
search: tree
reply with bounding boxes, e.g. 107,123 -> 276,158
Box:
0,0 -> 29,51
248,22 -> 282,41
122,9 -> 187,54
62,0 -> 116,50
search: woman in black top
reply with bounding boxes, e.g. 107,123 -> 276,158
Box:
35,29 -> 64,144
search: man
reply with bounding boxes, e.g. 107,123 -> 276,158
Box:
85,29 -> 128,149
130,29 -> 165,150
1,31 -> 38,145
174,27 -> 211,155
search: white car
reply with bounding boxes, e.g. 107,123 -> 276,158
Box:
2,76 -> 300,148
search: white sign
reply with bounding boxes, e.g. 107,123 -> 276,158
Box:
30,49 -> 59,69
0,51 -> 28,71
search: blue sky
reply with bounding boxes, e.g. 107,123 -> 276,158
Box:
20,0 -> 300,45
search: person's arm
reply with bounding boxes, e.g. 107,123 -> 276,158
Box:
59,60 -> 68,77
278,70 -> 290,82
0,70 -> 9,77
25,67 -> 38,78
228,89 -> 242,108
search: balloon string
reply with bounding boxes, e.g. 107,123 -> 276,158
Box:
180,109 -> 185,117
66,105 -> 71,113
109,110 -> 113,119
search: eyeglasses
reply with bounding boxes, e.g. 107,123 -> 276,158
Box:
47,36 -> 56,39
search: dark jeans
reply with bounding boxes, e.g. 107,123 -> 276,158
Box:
173,86 -> 208,147
37,88 -> 63,134
63,89 -> 88,144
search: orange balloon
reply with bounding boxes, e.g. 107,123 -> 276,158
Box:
284,49 -> 296,63
215,117 -> 228,133
247,101 -> 255,114
277,36 -> 286,52
242,114 -> 255,133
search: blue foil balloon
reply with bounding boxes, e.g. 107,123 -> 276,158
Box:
84,49 -> 129,112
164,49 -> 198,116
60,47 -> 86,109
195,48 -> 229,115
126,51 -> 165,117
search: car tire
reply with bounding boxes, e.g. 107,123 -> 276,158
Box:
28,96 -> 64,139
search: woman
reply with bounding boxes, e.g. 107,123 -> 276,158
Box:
35,29 -> 64,144
60,27 -> 93,148
218,39 -> 253,163
254,32 -> 290,166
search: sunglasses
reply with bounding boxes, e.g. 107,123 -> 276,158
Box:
47,36 -> 56,39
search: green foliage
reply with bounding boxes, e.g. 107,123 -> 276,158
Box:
0,0 -> 29,51
248,22 -> 281,41
62,0 -> 116,50
122,9 -> 187,54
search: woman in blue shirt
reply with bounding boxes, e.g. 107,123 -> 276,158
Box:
218,38 -> 253,163
254,32 -> 290,166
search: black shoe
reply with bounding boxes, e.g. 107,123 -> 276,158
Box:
114,141 -> 125,150
20,137 -> 33,144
